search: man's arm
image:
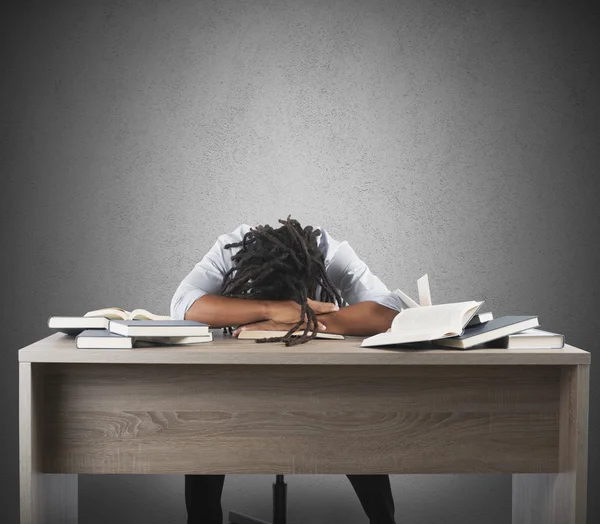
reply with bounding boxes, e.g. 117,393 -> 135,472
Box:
184,294 -> 271,328
232,300 -> 397,337
317,231 -> 402,335
313,301 -> 398,336
186,294 -> 337,329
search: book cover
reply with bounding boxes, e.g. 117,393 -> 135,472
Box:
76,329 -> 134,349
487,328 -> 564,349
433,316 -> 540,349
48,316 -> 109,336
136,333 -> 214,345
76,329 -> 214,348
109,319 -> 210,337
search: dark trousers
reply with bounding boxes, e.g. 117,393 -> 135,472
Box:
185,474 -> 396,524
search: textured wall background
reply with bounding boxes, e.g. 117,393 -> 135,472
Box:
2,0 -> 599,522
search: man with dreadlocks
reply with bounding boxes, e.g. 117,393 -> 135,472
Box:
171,216 -> 403,524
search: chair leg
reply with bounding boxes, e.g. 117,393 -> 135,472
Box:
272,475 -> 287,524
228,475 -> 288,524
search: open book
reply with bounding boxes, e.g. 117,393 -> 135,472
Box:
238,330 -> 344,340
84,307 -> 172,321
360,301 -> 485,347
49,307 -> 172,336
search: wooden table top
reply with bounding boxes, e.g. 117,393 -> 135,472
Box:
17,331 -> 591,366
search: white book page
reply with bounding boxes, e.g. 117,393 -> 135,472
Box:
417,274 -> 432,306
390,302 -> 482,338
130,309 -> 172,320
84,308 -> 130,320
392,288 -> 420,308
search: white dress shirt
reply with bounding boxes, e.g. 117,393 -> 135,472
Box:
170,224 -> 403,320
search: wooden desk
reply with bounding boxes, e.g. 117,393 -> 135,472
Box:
19,332 -> 590,524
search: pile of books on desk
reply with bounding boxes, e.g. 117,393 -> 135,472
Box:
361,274 -> 565,350
48,307 -> 212,349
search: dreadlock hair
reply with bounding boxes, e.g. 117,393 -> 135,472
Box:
220,215 -> 343,346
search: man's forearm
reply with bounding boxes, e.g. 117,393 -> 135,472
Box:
317,301 -> 398,336
184,294 -> 271,328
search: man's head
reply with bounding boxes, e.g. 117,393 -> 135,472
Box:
220,215 -> 342,345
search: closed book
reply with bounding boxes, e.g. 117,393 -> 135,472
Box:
76,330 -> 136,349
76,330 -> 214,349
136,333 -> 214,345
108,319 -> 210,337
487,328 -> 564,349
48,316 -> 109,336
237,330 -> 344,340
360,300 -> 484,348
433,316 -> 540,349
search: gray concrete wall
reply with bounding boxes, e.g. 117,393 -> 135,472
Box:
2,0 -> 598,522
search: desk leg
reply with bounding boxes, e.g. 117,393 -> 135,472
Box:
20,363 -> 78,523
512,364 -> 589,524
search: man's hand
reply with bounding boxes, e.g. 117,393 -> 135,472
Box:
233,317 -> 328,337
266,298 -> 338,325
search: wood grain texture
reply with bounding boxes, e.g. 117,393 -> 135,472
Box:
512,364 -> 589,524
19,333 -> 589,523
20,363 -> 77,524
40,363 -> 560,475
18,332 -> 591,365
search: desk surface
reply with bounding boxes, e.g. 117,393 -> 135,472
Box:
19,333 -> 591,523
18,331 -> 590,365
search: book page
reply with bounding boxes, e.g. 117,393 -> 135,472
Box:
84,307 -> 130,320
391,302 -> 481,337
129,309 -> 172,320
460,303 -> 483,327
392,288 -> 420,308
417,274 -> 432,306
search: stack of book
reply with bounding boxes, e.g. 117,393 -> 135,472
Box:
48,307 -> 212,349
361,274 -> 565,350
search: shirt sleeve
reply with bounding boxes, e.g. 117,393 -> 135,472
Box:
322,230 -> 404,312
170,224 -> 250,319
